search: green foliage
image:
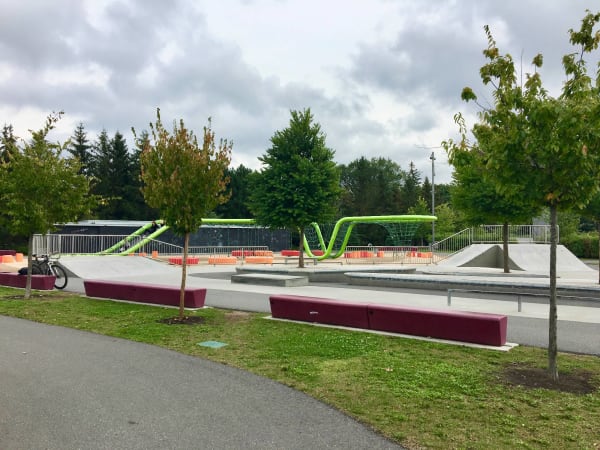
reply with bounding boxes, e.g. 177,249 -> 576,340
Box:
0,112 -> 94,237
90,130 -> 147,219
250,108 -> 341,233
215,164 -> 255,218
1,124 -> 18,164
137,109 -> 232,236
446,10 -> 600,379
561,232 -> 599,258
67,123 -> 93,176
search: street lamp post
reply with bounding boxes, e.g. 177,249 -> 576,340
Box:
430,151 -> 435,246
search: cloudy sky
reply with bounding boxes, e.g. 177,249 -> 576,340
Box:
1,1 -> 598,184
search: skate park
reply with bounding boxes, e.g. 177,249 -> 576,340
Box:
2,221 -> 600,450
29,217 -> 598,356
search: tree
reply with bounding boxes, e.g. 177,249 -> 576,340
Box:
0,112 -> 94,299
450,12 -> 600,380
90,131 -> 138,219
339,156 -> 404,244
214,164 -> 255,218
1,124 -> 18,164
136,109 -> 231,320
400,162 -> 421,212
249,109 -> 341,267
67,123 -> 93,176
444,116 -> 539,272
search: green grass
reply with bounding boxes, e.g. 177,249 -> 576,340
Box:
1,287 -> 599,449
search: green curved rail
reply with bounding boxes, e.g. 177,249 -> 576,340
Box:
101,216 -> 435,259
105,218 -> 257,255
303,215 -> 437,260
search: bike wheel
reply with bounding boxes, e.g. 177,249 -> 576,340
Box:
51,264 -> 68,290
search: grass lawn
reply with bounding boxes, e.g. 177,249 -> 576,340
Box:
1,287 -> 599,449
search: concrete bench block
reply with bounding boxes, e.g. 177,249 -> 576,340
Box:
0,273 -> 56,290
84,280 -> 206,308
269,294 -> 371,328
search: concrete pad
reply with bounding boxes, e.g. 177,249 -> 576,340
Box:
231,273 -> 308,287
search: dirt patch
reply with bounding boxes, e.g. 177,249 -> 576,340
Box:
224,310 -> 252,322
157,316 -> 205,325
501,364 -> 598,395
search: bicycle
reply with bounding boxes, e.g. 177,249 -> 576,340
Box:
31,254 -> 68,290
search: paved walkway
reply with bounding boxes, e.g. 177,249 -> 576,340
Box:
0,315 -> 400,450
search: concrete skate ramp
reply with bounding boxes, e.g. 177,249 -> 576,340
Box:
439,244 -> 594,274
57,255 -> 180,280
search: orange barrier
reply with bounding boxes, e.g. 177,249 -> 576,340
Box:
253,250 -> 273,257
244,256 -> 274,264
208,256 -> 238,265
231,250 -> 254,257
1,255 -> 16,263
168,256 -> 200,265
15,253 -> 23,262
151,250 -> 159,259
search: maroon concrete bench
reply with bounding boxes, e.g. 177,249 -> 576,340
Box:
269,294 -> 507,347
367,304 -> 507,347
83,280 -> 206,308
0,272 -> 56,290
0,250 -> 17,256
269,294 -> 371,329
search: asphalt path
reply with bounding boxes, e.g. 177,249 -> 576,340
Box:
0,315 -> 401,450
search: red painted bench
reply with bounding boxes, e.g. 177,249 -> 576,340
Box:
0,273 -> 56,290
269,294 -> 507,347
84,280 -> 206,308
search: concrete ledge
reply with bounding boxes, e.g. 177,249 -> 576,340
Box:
269,294 -> 508,346
0,272 -> 56,290
345,272 -> 600,300
235,266 -> 416,283
231,273 -> 308,287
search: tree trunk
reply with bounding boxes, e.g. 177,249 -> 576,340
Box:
25,234 -> 33,300
548,205 -> 559,381
597,221 -> 600,285
179,232 -> 189,320
502,222 -> 510,273
298,228 -> 305,268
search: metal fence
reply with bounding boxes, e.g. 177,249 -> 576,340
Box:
433,224 -> 556,262
32,234 -> 269,257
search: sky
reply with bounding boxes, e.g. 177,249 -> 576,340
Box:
1,1 -> 599,184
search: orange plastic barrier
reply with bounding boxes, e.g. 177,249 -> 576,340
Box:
253,250 -> 273,257
244,256 -> 274,264
208,256 -> 238,265
231,250 -> 254,257
151,251 -> 159,259
1,255 -> 16,263
15,253 -> 24,262
168,256 -> 200,265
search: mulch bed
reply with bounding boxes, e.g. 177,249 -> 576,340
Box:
157,316 -> 205,325
501,364 -> 598,394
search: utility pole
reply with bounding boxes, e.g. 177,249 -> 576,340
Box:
430,151 -> 435,245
